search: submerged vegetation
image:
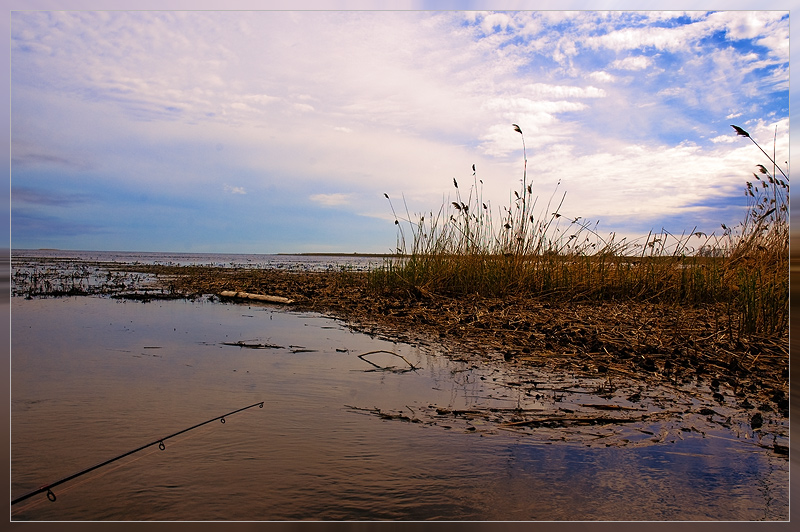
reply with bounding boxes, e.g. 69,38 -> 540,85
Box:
373,124 -> 789,340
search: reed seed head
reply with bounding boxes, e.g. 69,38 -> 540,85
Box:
731,125 -> 750,137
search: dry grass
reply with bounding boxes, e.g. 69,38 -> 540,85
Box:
372,124 -> 789,340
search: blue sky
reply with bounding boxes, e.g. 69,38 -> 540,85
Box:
5,2 -> 793,254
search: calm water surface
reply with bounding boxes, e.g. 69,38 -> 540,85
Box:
10,249 -> 382,270
10,296 -> 788,521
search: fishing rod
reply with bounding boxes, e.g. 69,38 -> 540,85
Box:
11,401 -> 264,506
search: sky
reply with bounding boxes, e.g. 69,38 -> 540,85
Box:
5,2 -> 794,254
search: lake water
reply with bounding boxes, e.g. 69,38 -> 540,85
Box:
10,290 -> 789,521
10,249 -> 384,271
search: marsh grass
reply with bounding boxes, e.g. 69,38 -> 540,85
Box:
372,124 -> 788,339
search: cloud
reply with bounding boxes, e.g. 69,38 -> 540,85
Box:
480,12 -> 513,34
8,10 -> 789,253
657,87 -> 683,98
10,142 -> 92,170
310,193 -> 352,207
610,56 -> 651,71
587,71 -> 615,83
580,11 -> 788,59
715,10 -> 789,57
484,98 -> 587,115
11,187 -> 90,206
224,184 -> 247,195
550,117 -> 788,222
522,83 -> 606,99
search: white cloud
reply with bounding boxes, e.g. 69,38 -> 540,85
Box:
310,193 -> 351,206
224,184 -> 247,195
481,12 -> 513,34
484,97 -> 587,115
581,11 -> 787,60
535,142 -> 744,222
522,83 -> 606,99
714,11 -> 787,45
657,87 -> 683,98
610,56 -> 651,71
587,71 -> 615,83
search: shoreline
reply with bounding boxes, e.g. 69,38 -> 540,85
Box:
10,258 -> 790,452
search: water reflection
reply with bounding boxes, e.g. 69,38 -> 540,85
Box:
10,296 -> 788,520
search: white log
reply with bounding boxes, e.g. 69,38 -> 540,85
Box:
219,290 -> 294,304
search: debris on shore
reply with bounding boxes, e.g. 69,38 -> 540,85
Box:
218,290 -> 294,304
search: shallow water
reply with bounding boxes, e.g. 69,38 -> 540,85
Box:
11,249 -> 381,270
10,296 -> 788,521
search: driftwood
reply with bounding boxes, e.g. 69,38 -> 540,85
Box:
357,350 -> 419,372
345,405 -> 422,423
222,341 -> 283,349
219,290 -> 294,304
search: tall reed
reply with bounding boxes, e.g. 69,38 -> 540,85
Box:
372,124 -> 788,339
723,124 -> 789,336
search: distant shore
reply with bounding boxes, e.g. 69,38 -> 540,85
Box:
277,252 -> 402,258
13,248 -> 400,257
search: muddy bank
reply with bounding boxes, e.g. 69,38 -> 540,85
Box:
137,264 -> 788,447
11,260 -> 790,452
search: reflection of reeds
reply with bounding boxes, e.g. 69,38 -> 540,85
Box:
373,124 -> 788,339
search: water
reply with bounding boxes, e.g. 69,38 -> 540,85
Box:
10,249 -> 383,271
10,293 -> 789,521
